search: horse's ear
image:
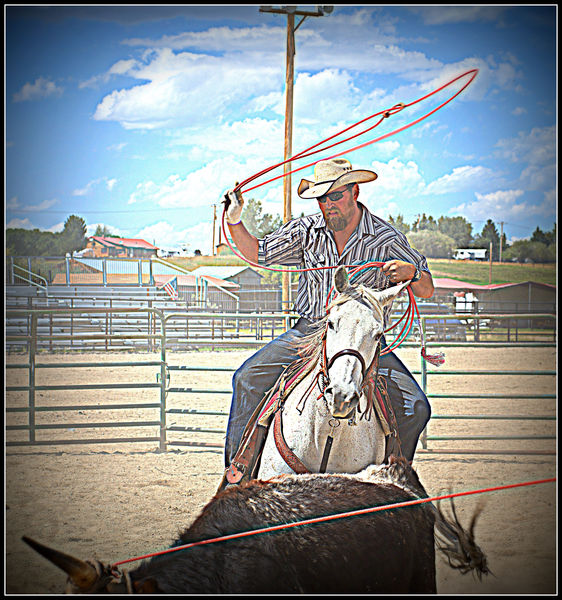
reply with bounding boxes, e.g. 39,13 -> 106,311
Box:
365,280 -> 410,307
334,266 -> 350,294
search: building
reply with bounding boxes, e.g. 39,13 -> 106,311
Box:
476,281 -> 556,315
84,236 -> 159,258
189,266 -> 263,288
453,248 -> 488,260
189,266 -> 278,311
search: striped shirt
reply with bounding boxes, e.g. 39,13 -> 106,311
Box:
258,203 -> 430,322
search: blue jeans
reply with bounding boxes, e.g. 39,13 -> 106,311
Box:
224,319 -> 431,466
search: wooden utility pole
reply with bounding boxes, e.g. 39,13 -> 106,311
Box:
259,5 -> 332,312
212,204 -> 217,256
489,241 -> 493,284
499,221 -> 504,263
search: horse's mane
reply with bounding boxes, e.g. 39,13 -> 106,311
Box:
294,286 -> 381,367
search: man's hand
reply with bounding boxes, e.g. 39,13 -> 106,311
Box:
381,260 -> 416,284
223,187 -> 244,225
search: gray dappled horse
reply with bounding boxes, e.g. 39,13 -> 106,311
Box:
257,266 -> 410,478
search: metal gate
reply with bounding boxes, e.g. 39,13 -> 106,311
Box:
5,308 -> 556,455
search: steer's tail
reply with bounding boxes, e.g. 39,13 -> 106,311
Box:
433,497 -> 491,580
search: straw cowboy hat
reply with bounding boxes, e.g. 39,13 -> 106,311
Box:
297,158 -> 377,199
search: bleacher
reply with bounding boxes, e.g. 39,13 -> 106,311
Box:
6,285 -> 176,350
5,285 -> 249,351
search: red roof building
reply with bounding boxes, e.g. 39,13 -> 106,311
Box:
85,236 -> 159,258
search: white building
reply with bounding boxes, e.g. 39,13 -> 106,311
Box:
453,248 -> 488,261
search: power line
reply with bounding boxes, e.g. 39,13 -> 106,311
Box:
6,207 -> 189,214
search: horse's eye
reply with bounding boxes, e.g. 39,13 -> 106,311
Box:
327,320 -> 335,330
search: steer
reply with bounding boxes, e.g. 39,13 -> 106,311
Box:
23,457 -> 489,594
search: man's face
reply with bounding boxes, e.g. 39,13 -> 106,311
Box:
317,184 -> 358,232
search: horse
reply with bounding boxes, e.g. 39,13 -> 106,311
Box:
253,265 -> 411,480
22,457 -> 489,594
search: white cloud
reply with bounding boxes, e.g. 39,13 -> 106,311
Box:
86,10 -> 527,137
73,177 -> 117,196
7,197 -> 20,210
495,126 -> 555,166
80,59 -> 141,88
6,217 -> 34,229
424,165 -> 494,195
73,179 -> 99,196
135,220 -> 215,255
92,47 -> 281,130
123,24 -> 286,53
494,126 -> 555,193
169,118 -> 283,162
128,156 -> 267,209
46,222 -> 65,233
13,77 -> 63,102
107,142 -> 127,152
358,158 -> 426,214
6,198 -> 58,212
449,189 -> 554,222
7,217 -> 64,232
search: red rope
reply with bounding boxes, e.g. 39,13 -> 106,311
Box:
218,72 -> 479,358
222,69 -> 480,275
233,69 -> 478,194
111,476 -> 555,569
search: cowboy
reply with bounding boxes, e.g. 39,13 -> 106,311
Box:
223,157 -> 434,468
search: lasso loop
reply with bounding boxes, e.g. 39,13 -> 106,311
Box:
232,68 -> 478,194
220,70 -> 478,357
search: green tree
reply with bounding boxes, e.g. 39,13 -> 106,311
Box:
473,219 -> 501,260
6,228 -> 59,256
503,240 -> 556,263
437,216 -> 473,248
94,224 -> 119,237
531,224 -> 556,246
241,198 -> 283,237
411,213 -> 438,232
59,215 -> 88,255
387,214 -> 410,234
406,229 -> 456,258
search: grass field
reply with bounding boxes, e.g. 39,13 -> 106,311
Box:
426,258 -> 556,286
168,255 -> 556,287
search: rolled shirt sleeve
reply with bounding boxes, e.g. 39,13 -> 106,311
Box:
258,219 -> 304,267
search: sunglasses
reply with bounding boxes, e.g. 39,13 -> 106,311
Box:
317,184 -> 354,204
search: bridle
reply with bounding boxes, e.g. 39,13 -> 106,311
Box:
327,348 -> 367,381
319,296 -> 381,402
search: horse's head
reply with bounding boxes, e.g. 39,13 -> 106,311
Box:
323,266 -> 409,419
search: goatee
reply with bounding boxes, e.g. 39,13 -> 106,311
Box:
326,214 -> 347,232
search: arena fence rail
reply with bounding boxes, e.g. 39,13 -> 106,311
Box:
5,308 -> 556,455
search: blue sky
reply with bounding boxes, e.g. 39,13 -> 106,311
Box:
5,5 -> 557,255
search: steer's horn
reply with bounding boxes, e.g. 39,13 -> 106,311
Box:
22,536 -> 100,590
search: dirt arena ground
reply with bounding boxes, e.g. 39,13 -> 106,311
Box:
5,345 -> 557,594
